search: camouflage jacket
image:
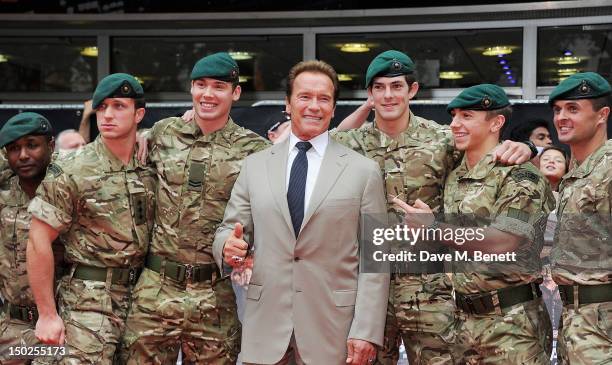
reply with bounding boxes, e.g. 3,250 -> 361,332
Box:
0,176 -> 36,306
552,139 -> 612,285
28,137 -> 156,268
0,151 -> 10,189
147,117 -> 269,264
332,111 -> 458,213
444,152 -> 555,294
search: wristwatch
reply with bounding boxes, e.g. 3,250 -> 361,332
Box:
522,140 -> 539,159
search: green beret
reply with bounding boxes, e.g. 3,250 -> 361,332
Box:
365,50 -> 415,88
548,72 -> 611,105
92,73 -> 144,109
447,84 -> 510,113
191,52 -> 239,82
0,112 -> 53,148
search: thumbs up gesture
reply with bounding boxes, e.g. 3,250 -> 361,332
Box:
223,223 -> 249,267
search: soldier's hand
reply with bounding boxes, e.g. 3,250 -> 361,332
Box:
35,313 -> 65,345
392,197 -> 434,229
346,339 -> 377,365
223,223 -> 248,267
136,132 -> 150,165
182,108 -> 195,122
493,140 -> 532,165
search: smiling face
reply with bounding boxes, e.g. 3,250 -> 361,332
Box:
285,71 -> 335,141
368,75 -> 418,124
552,99 -> 607,145
95,97 -> 144,140
539,148 -> 567,181
191,78 -> 241,125
5,135 -> 53,181
449,108 -> 505,152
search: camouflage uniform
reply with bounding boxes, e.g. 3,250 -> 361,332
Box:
332,111 -> 459,365
552,140 -> 612,365
0,176 -> 39,365
28,137 -> 156,365
123,117 -> 269,365
444,152 -> 555,364
0,152 -> 10,188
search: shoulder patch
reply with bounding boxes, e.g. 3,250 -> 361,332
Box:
47,163 -> 63,178
510,169 -> 539,184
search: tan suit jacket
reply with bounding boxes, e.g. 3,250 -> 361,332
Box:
213,138 -> 389,364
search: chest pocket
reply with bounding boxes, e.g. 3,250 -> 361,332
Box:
128,170 -> 156,227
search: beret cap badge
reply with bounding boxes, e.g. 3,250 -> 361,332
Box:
391,60 -> 402,71
482,96 -> 492,109
579,80 -> 590,94
121,82 -> 132,95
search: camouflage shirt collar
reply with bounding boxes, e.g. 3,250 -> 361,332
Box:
178,117 -> 238,148
93,136 -> 139,172
566,139 -> 612,179
457,150 -> 497,180
372,111 -> 421,148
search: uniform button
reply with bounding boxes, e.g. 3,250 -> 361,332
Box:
294,257 -> 300,262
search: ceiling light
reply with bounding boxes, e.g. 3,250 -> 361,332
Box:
439,71 -> 463,80
482,46 -> 513,56
498,59 -> 507,65
228,51 -> 253,60
80,46 -> 98,57
0,54 -> 7,63
134,76 -> 144,84
558,68 -> 579,76
340,43 -> 370,53
337,74 -> 355,81
563,50 -> 573,56
238,76 -> 251,83
557,56 -> 581,65
502,65 -> 510,70
505,71 -> 512,75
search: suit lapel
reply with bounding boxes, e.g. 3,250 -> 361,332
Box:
267,139 -> 295,236
301,140 -> 348,233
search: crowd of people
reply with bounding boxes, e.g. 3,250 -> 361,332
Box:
0,49 -> 609,365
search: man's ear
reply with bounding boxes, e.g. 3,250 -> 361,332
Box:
407,82 -> 420,100
134,108 -> 146,125
232,84 -> 242,102
490,114 -> 505,134
596,106 -> 610,127
285,97 -> 291,116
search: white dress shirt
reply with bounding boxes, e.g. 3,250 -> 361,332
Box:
286,131 -> 329,215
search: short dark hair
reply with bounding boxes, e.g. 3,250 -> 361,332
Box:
509,118 -> 550,142
368,74 -> 417,90
134,97 -> 146,109
486,105 -> 513,138
286,60 -> 339,105
589,93 -> 612,112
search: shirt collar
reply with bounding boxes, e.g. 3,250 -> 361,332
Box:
288,130 -> 329,157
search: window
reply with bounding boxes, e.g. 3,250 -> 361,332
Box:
317,28 -> 523,92
111,36 -> 302,93
0,37 -> 97,92
538,24 -> 612,86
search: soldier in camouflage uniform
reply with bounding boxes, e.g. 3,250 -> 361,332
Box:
0,112 -> 56,364
0,151 -> 11,188
397,84 -> 554,364
122,52 -> 269,364
26,73 -> 156,365
547,72 -> 612,364
331,51 -> 536,365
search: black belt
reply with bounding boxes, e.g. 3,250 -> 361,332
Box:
72,264 -> 140,286
456,282 -> 542,315
558,283 -> 612,306
145,253 -> 219,284
2,301 -> 38,323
